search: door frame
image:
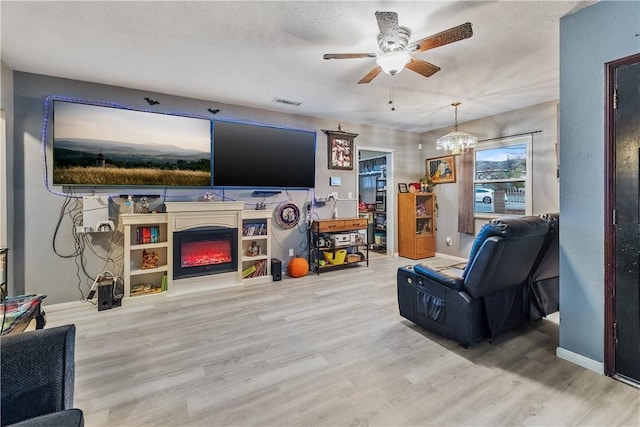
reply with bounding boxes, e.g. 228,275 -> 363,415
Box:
356,146 -> 394,256
604,52 -> 640,378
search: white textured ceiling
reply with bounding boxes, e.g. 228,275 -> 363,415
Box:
1,1 -> 595,133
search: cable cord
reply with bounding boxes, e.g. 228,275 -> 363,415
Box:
0,284 -> 7,335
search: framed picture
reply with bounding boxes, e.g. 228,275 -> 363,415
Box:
398,183 -> 409,193
426,155 -> 456,184
325,130 -> 357,170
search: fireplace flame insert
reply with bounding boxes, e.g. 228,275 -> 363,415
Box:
173,226 -> 238,280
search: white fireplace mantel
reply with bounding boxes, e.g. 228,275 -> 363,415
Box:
164,201 -> 245,213
165,201 -> 248,293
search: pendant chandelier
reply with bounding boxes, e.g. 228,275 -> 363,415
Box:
436,102 -> 477,155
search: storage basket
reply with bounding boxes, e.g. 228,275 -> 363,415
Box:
347,254 -> 361,263
323,249 -> 347,265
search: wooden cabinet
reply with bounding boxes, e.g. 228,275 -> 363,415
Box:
122,213 -> 169,299
398,193 -> 436,259
308,218 -> 368,274
241,210 -> 272,283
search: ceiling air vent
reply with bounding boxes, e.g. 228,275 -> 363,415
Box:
273,98 -> 302,107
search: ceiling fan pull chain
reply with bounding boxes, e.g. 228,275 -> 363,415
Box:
389,83 -> 396,111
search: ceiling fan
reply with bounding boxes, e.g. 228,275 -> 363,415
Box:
323,11 -> 473,84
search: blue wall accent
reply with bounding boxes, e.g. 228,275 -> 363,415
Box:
559,1 -> 640,363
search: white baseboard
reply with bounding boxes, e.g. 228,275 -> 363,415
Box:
44,299 -> 86,312
556,346 -> 604,374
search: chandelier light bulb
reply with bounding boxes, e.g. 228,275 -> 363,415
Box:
436,102 -> 478,155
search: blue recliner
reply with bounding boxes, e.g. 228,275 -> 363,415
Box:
529,213 -> 560,320
1,325 -> 83,427
397,216 -> 550,347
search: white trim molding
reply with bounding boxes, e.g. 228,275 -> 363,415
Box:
556,346 -> 604,374
0,109 -> 6,248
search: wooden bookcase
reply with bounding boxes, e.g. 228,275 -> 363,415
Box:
398,192 -> 436,259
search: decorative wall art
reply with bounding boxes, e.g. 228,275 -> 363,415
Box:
426,155 -> 457,184
324,128 -> 358,170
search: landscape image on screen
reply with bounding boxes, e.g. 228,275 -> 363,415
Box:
52,101 -> 212,187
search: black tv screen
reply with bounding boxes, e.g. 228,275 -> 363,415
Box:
52,100 -> 212,187
212,120 -> 316,189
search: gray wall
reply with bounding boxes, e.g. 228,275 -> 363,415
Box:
419,101 -> 561,258
559,1 -> 640,364
1,61 -> 15,294
11,71 -> 422,304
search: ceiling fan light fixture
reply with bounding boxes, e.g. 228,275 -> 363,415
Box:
376,51 -> 411,75
436,102 -> 477,155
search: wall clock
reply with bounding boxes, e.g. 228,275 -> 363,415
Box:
275,202 -> 300,229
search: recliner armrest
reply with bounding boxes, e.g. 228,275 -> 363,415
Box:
1,325 -> 77,426
8,409 -> 84,427
413,264 -> 464,291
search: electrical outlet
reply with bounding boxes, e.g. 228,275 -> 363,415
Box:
328,191 -> 338,201
289,248 -> 294,257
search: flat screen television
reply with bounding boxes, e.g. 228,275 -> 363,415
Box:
212,120 -> 316,189
52,100 -> 212,187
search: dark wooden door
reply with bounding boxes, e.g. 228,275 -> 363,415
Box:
613,58 -> 640,384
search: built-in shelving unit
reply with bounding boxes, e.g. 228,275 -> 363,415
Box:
241,210 -> 272,283
373,175 -> 387,253
121,213 -> 169,299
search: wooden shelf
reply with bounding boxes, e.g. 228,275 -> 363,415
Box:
130,265 -> 168,276
131,242 -> 168,250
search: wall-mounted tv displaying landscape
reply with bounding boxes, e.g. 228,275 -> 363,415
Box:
52,101 -> 212,187
212,120 -> 316,189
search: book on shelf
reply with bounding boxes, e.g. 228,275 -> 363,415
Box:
242,264 -> 257,278
130,283 -> 162,296
136,225 -> 161,244
242,259 -> 267,278
242,222 -> 267,237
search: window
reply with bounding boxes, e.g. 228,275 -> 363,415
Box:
474,134 -> 532,216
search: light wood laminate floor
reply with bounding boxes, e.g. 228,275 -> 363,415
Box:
45,255 -> 640,427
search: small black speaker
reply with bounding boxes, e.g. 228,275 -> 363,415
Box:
97,283 -> 113,311
271,258 -> 282,281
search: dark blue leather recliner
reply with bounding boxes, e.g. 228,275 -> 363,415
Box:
397,216 -> 552,347
529,213 -> 560,320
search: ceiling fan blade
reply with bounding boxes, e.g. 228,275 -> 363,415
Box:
358,66 -> 382,84
405,57 -> 441,78
409,22 -> 473,53
324,53 -> 377,60
375,11 -> 398,35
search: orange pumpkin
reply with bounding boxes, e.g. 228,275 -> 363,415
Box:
287,257 -> 309,278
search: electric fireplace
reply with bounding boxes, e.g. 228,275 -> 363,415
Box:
173,226 -> 238,280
